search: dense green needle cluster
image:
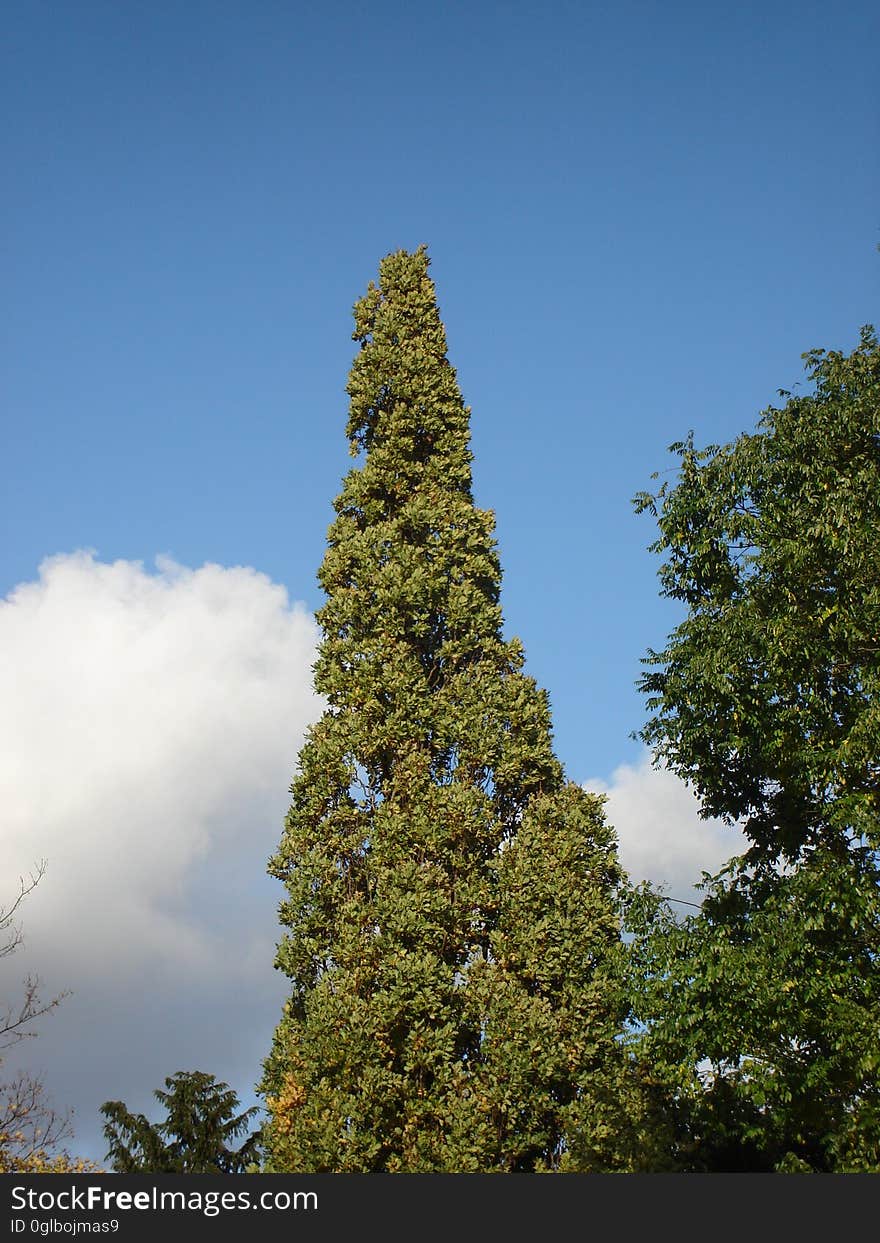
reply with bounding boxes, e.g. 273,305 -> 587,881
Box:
101,1072 -> 260,1173
260,248 -> 628,1172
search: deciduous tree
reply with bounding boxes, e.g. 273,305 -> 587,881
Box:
630,327 -> 880,1170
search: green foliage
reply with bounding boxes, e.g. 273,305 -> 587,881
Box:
261,247 -> 632,1172
633,326 -> 879,862
101,1071 -> 260,1173
626,847 -> 880,1171
630,327 -> 880,1170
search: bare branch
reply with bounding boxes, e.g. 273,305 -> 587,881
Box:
0,862 -> 68,1049
0,862 -> 48,959
1,975 -> 70,1051
0,1070 -> 73,1163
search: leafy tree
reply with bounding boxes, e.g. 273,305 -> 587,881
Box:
261,247 -> 634,1172
101,1071 -> 260,1173
634,327 -> 879,862
630,327 -> 880,1170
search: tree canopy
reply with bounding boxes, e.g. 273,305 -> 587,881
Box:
629,326 -> 880,1171
634,326 -> 879,863
260,247 -> 634,1172
101,1071 -> 260,1173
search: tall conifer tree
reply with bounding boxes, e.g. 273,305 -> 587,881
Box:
261,248 -> 629,1172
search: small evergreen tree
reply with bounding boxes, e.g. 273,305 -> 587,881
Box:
101,1071 -> 260,1173
261,247 -> 633,1172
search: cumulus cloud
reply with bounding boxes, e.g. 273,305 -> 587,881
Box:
584,753 -> 745,901
1,551 -> 321,1160
1,554 -> 747,1163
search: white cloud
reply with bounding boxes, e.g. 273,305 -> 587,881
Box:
584,752 -> 745,901
0,555 -> 746,1164
0,551 -> 321,1160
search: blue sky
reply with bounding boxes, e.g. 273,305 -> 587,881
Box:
2,0 -> 877,1164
